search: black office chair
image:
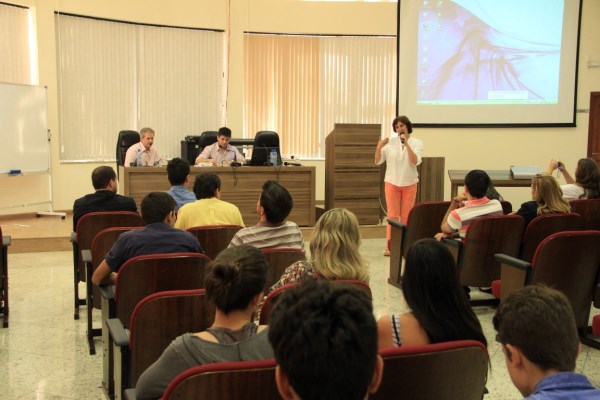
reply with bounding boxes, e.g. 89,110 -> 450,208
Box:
199,131 -> 218,149
116,130 -> 140,178
250,131 -> 281,166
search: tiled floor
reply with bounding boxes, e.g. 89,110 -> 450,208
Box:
1,239 -> 599,399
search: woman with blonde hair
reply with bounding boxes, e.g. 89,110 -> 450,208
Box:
268,208 -> 368,293
514,174 -> 571,226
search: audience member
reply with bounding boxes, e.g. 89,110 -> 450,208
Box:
165,157 -> 196,212
72,166 -> 137,231
91,192 -> 202,285
195,127 -> 246,166
124,127 -> 161,167
175,173 -> 245,230
493,285 -> 600,399
513,174 -> 571,226
268,208 -> 367,294
268,280 -> 383,400
229,180 -> 304,252
135,245 -> 273,399
435,169 -> 503,240
547,157 -> 600,201
377,239 -> 487,348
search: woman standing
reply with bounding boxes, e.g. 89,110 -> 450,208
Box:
375,115 -> 424,256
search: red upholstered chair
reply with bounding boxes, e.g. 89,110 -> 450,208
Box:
81,226 -> 142,355
71,211 -> 144,320
569,198 -> 600,230
186,225 -> 243,260
372,340 -> 489,400
159,359 -> 278,400
107,289 -> 214,399
99,252 -> 210,397
442,215 -> 525,305
260,248 -> 306,290
388,201 -> 450,288
494,230 -> 600,349
0,226 -> 11,328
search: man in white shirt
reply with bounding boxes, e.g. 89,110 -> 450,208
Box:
124,127 -> 161,167
195,127 -> 245,166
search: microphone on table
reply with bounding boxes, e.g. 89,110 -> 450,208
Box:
284,161 -> 301,166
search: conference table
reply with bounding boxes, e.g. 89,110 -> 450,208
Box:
448,170 -> 532,198
119,165 -> 316,226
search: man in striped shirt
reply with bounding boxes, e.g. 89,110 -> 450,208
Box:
228,180 -> 305,253
435,169 -> 503,240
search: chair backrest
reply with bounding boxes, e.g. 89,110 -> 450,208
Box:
403,201 -> 451,258
116,130 -> 140,167
569,199 -> 600,230
162,359 -> 278,400
500,200 -> 513,214
114,252 -> 211,325
186,225 -> 243,260
459,215 -> 525,287
373,340 -> 489,400
260,248 -> 306,290
250,131 -> 281,166
127,289 -> 214,388
520,213 -> 582,262
530,230 -> 600,330
75,211 -> 144,281
199,130 -> 218,149
89,226 -> 142,309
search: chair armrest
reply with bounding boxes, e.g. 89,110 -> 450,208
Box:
99,284 -> 115,300
70,231 -> 77,243
81,249 -> 92,264
388,220 -> 407,230
494,253 -> 532,301
106,318 -> 130,347
123,389 -> 137,400
441,237 -> 462,249
2,235 -> 11,247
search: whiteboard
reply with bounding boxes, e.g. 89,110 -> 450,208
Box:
0,82 -> 49,173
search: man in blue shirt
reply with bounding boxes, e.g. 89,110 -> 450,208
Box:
493,285 -> 600,399
165,157 -> 196,212
91,192 -> 202,286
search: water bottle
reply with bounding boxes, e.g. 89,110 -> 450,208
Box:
269,148 -> 278,166
136,148 -> 143,167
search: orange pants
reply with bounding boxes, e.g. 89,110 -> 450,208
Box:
385,182 -> 418,250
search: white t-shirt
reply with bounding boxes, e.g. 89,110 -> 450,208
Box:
377,136 -> 424,187
561,183 -> 585,201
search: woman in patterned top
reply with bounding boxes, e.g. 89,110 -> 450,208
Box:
268,208 -> 369,294
376,239 -> 486,349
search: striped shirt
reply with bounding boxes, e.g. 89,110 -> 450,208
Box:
447,197 -> 503,238
228,220 -> 305,253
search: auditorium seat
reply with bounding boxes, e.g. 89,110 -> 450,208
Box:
260,248 -> 306,290
0,226 -> 11,328
186,225 -> 242,260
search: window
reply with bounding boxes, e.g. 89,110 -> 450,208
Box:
244,33 -> 396,158
0,3 -> 36,84
56,14 -> 226,162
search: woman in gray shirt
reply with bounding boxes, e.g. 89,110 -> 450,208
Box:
136,245 -> 274,399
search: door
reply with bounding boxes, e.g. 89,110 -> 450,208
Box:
588,92 -> 600,167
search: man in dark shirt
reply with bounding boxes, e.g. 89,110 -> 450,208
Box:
72,166 -> 137,231
91,192 -> 202,286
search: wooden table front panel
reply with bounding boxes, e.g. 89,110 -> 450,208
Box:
121,166 -> 316,226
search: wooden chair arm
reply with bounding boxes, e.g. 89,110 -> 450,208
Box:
100,284 -> 115,300
388,220 -> 407,231
70,231 -> 77,243
106,318 -> 129,347
82,249 -> 92,264
2,235 -> 11,247
494,253 -> 532,301
123,389 -> 137,400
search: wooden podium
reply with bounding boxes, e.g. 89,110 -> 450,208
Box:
325,124 -> 381,225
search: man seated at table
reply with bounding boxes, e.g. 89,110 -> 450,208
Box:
268,280 -> 383,400
435,169 -> 503,240
124,127 -> 162,167
494,285 -> 600,399
175,172 -> 245,230
195,127 -> 245,166
72,166 -> 137,231
91,192 -> 202,286
165,157 -> 196,212
229,180 -> 304,253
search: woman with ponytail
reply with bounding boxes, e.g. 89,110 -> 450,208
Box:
136,245 -> 274,399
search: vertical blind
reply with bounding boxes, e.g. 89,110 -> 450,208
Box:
0,3 -> 32,84
56,14 -> 226,162
244,33 -> 396,159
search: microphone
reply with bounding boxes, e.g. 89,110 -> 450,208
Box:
284,161 -> 301,166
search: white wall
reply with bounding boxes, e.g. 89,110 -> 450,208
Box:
4,0 -> 599,215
